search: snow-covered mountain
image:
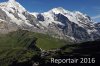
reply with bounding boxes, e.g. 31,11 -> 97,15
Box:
0,0 -> 43,33
0,0 -> 100,42
32,7 -> 100,42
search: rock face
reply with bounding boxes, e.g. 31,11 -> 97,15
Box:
0,1 -> 100,42
0,19 -> 18,34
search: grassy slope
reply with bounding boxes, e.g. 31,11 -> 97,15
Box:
0,30 -> 38,66
1,30 -> 99,66
0,30 -> 69,50
33,32 -> 70,50
0,30 -> 69,66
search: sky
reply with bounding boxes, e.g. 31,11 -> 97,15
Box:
0,0 -> 100,22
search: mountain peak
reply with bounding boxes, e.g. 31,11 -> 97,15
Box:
7,0 -> 26,13
48,7 -> 73,15
53,7 -> 65,10
8,0 -> 16,2
9,0 -> 16,1
50,7 -> 66,14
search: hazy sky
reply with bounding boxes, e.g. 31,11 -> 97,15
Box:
0,0 -> 100,22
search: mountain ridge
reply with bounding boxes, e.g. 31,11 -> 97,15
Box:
0,0 -> 100,42
32,7 -> 100,42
